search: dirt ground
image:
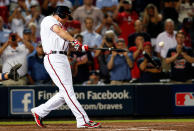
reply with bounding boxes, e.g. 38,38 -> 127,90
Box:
1,122 -> 194,131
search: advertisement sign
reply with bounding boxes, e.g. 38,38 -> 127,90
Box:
176,92 -> 194,106
172,84 -> 194,114
10,89 -> 35,114
8,85 -> 134,117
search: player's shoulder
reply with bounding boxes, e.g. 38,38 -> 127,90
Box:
41,16 -> 56,24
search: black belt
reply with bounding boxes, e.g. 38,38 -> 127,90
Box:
46,51 -> 67,55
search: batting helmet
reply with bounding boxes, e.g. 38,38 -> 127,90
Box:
54,6 -> 73,20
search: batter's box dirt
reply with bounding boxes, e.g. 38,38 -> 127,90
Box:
1,122 -> 194,131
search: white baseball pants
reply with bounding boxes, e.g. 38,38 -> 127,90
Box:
31,54 -> 89,127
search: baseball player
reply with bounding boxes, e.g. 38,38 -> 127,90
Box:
31,6 -> 101,128
0,64 -> 21,81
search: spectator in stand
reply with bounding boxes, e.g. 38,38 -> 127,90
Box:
162,0 -> 180,30
107,38 -> 133,85
27,42 -> 51,85
95,12 -> 121,36
42,0 -> 58,16
26,0 -> 40,10
132,0 -> 162,14
81,17 -> 102,48
129,33 -> 144,82
0,16 -> 11,46
22,28 -> 37,58
8,7 -> 26,37
25,2 -> 44,39
155,19 -> 177,72
83,70 -> 105,85
95,30 -> 116,83
176,0 -> 194,23
128,19 -> 150,48
142,4 -> 163,46
0,0 -> 9,23
165,31 -> 194,83
138,41 -> 162,83
28,22 -> 38,43
96,0 -> 118,14
69,34 -> 93,84
180,18 -> 193,48
56,0 -> 73,9
73,0 -> 104,31
15,0 -> 32,18
0,32 -> 34,85
113,0 -> 138,45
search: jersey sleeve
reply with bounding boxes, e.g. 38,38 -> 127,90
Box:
44,18 -> 59,31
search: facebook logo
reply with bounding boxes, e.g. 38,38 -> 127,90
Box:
11,89 -> 35,114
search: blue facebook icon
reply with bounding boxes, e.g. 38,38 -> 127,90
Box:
11,89 -> 35,114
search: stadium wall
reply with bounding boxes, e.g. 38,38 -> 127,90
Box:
0,83 -> 194,118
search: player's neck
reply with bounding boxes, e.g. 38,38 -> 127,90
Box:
53,15 -> 60,22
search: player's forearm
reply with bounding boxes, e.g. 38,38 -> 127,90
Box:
60,30 -> 74,41
53,25 -> 74,42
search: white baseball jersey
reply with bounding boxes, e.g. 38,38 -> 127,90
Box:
32,16 -> 90,127
40,16 -> 69,53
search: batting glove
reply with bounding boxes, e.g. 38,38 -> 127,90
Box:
71,40 -> 82,51
82,44 -> 89,52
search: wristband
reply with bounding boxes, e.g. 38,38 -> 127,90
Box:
1,73 -> 7,80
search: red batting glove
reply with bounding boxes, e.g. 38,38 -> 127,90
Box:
82,44 -> 89,52
71,40 -> 82,51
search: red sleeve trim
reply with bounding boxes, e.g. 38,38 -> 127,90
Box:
50,24 -> 60,32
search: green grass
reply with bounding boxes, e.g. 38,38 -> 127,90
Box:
1,119 -> 194,125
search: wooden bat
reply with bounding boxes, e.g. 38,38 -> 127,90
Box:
88,47 -> 127,52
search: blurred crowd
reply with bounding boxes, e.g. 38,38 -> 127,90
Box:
0,0 -> 194,86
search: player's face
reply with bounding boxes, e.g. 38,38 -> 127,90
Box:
59,17 -> 68,24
